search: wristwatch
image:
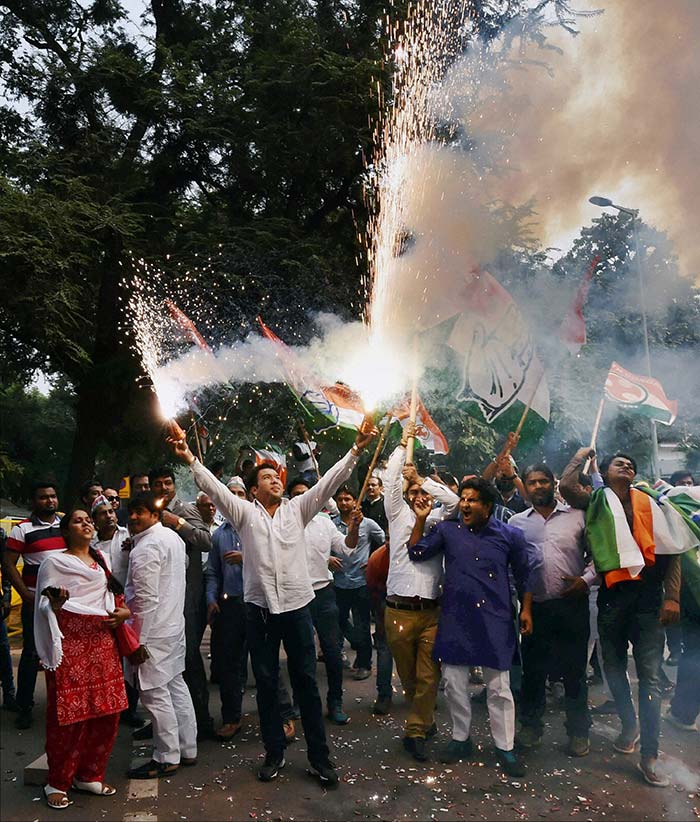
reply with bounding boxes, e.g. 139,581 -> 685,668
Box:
175,517 -> 186,531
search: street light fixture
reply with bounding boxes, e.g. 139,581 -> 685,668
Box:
589,194 -> 659,477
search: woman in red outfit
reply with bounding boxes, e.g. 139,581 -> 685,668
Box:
34,508 -> 129,809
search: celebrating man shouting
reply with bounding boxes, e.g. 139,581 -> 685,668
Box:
167,425 -> 376,787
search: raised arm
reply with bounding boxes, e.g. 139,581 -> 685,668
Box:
384,444 -> 408,523
559,447 -> 596,510
423,477 -> 460,518
407,521 -> 446,563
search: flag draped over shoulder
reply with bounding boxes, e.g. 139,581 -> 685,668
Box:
444,269 -> 549,444
586,484 -> 699,588
604,362 -> 678,425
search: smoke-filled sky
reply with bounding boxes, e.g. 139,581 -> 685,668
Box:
500,0 -> 699,280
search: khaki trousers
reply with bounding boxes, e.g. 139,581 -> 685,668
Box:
385,605 -> 440,737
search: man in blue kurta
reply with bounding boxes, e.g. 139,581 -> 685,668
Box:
408,477 -> 536,777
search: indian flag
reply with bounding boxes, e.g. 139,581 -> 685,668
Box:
604,362 -> 678,425
586,485 -> 699,587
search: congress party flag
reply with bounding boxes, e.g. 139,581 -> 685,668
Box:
604,361 -> 678,425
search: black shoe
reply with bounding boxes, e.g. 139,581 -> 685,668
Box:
373,697 -> 392,715
133,722 -> 153,740
120,710 -> 146,728
426,722 -> 438,738
403,736 -> 429,762
308,761 -> 339,787
440,738 -> 473,764
495,748 -> 526,778
15,709 -> 32,730
258,754 -> 285,782
197,721 -> 216,741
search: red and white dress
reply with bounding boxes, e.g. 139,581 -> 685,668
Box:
35,552 -> 127,792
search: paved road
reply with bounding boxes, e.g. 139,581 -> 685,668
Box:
1,643 -> 698,821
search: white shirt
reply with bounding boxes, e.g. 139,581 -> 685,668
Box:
304,513 -> 352,590
94,525 -> 130,587
384,445 -> 460,599
125,521 -> 187,690
190,449 -> 359,613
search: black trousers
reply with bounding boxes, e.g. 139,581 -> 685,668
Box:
184,584 -> 212,730
16,601 -> 39,712
308,584 -> 344,707
211,598 -> 247,723
520,597 -> 591,737
246,603 -> 329,765
335,585 -> 372,669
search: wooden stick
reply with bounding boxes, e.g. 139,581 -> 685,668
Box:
298,419 -> 320,478
192,414 -> 204,463
405,338 -> 420,463
583,397 -> 605,474
512,368 -> 545,441
356,413 -> 394,510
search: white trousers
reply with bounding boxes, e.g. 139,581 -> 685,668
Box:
443,663 -> 515,751
140,673 -> 198,765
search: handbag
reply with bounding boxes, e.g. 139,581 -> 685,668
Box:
92,549 -> 141,658
112,593 -> 141,658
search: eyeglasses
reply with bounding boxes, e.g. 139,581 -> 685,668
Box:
106,496 -> 119,502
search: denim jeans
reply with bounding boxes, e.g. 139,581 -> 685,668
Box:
336,585 -> 372,669
246,603 -> 329,765
308,584 -> 344,707
670,617 -> 700,725
373,599 -> 394,700
0,617 -> 15,699
520,597 -> 591,737
598,582 -> 665,759
17,600 -> 39,712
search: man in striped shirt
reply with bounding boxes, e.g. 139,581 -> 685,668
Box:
5,482 -> 66,729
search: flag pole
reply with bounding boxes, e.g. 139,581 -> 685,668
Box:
297,419 -> 320,479
191,414 -> 204,464
405,337 -> 419,463
509,369 -> 545,448
356,412 -> 394,510
583,397 -> 605,474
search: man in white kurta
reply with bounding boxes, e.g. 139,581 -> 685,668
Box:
125,493 -> 197,776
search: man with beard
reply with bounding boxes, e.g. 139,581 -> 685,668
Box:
510,464 -> 595,757
560,449 -> 681,787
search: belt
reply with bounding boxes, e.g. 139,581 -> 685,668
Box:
220,594 -> 244,605
386,597 -> 439,612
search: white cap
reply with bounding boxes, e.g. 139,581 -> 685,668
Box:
226,476 -> 246,492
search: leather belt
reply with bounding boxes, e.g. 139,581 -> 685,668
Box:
386,597 -> 439,612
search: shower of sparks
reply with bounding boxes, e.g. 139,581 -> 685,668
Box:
364,0 -> 477,340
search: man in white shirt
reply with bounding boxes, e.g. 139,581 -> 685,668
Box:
125,492 -> 198,779
383,429 -> 460,762
167,424 -> 376,787
288,476 -> 359,726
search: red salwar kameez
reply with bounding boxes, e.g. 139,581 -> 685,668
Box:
43,592 -> 128,791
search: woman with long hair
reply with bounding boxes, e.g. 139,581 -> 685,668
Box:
34,508 -> 129,809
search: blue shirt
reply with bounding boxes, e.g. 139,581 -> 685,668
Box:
205,521 -> 244,604
409,516 -> 538,669
331,515 -> 385,589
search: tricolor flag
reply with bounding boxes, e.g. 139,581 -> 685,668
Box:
257,317 -> 449,453
559,256 -> 599,355
604,361 -> 678,425
586,484 -> 698,588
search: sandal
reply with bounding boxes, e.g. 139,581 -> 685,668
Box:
128,759 -> 179,780
44,785 -> 74,810
72,779 -> 117,795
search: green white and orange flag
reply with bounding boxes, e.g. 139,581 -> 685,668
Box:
585,485 -> 699,588
604,361 -> 678,425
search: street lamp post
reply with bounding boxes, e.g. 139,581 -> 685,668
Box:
589,196 -> 660,478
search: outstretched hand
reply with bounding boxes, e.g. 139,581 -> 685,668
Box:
166,433 -> 196,465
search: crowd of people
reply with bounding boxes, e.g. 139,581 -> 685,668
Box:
1,424 -> 698,810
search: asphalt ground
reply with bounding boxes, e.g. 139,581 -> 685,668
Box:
1,635 -> 699,822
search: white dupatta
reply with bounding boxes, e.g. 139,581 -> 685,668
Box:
34,551 -> 116,671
